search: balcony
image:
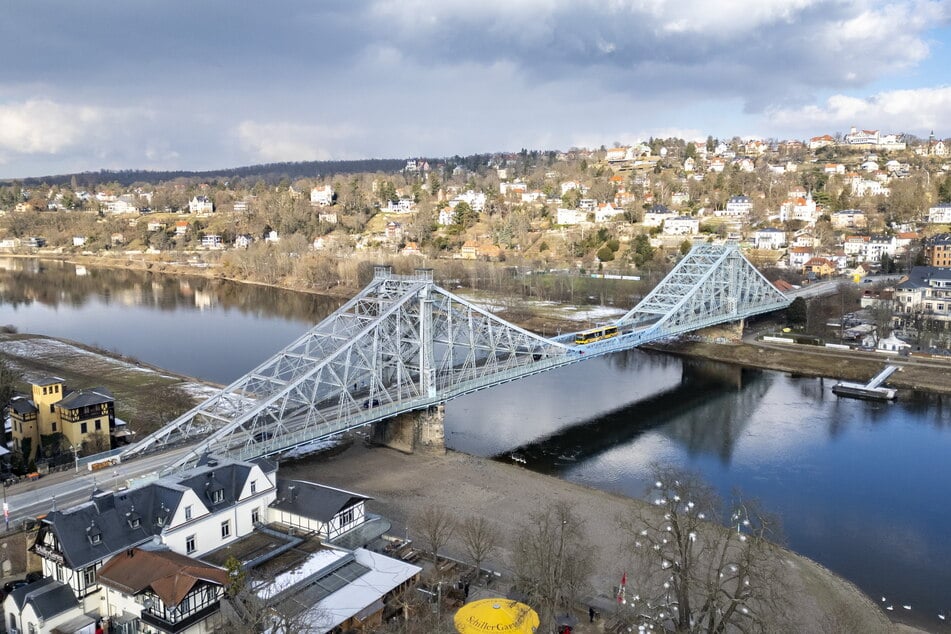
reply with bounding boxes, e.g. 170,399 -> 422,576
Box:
140,601 -> 221,633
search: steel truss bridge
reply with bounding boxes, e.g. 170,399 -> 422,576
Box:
121,244 -> 790,469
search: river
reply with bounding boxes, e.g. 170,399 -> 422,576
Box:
2,258 -> 949,630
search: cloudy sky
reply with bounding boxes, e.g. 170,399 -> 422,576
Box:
3,0 -> 951,178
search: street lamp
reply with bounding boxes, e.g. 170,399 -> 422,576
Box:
72,444 -> 81,473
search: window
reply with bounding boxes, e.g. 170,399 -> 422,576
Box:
211,488 -> 224,504
339,507 -> 355,527
95,419 -> 101,431
251,508 -> 260,524
81,422 -> 88,434
184,505 -> 192,520
51,422 -> 57,432
221,520 -> 231,539
83,566 -> 97,587
50,404 -> 55,413
250,480 -> 257,494
186,535 -> 196,554
43,387 -> 48,395
55,385 -> 59,393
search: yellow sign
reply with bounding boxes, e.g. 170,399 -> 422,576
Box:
454,599 -> 539,634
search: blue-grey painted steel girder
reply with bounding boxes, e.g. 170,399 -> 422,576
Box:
121,245 -> 789,469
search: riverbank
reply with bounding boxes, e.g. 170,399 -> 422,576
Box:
650,338 -> 951,395
280,440 -> 912,633
0,332 -> 217,435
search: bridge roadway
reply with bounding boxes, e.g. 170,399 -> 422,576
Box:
1,444 -> 199,530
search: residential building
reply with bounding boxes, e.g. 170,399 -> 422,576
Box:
844,127 -> 879,146
9,378 -> 116,462
894,266 -> 951,327
594,203 -> 625,222
851,178 -> 889,197
843,235 -> 871,259
716,195 -> 752,218
808,135 -> 835,150
556,208 -> 588,225
72,236 -> 86,247
670,192 -> 690,207
449,190 -> 486,213
3,577 -> 93,634
779,194 -> 818,224
642,204 -> 675,228
175,221 -> 189,235
831,209 -> 867,229
200,235 -> 223,249
97,548 -> 229,634
147,221 -> 167,232
384,221 -> 403,241
188,197 -> 214,215
803,257 -> 836,278
662,216 -> 699,235
866,235 -> 897,263
310,185 -> 334,207
234,234 -> 254,249
787,247 -> 814,269
925,234 -> 951,267
383,199 -> 416,214
752,228 -> 787,250
928,203 -> 951,224
31,457 -> 278,603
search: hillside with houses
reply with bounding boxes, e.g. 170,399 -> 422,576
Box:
3,131 -> 951,341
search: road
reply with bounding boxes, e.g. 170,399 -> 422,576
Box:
1,444 -> 197,529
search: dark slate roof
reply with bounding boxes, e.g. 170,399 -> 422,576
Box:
9,578 -> 78,620
177,460 -> 253,511
897,266 -> 951,290
36,458 -> 259,570
57,387 -> 114,409
9,396 -> 37,415
270,479 -> 370,523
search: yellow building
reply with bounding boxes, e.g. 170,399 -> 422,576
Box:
9,377 -> 116,463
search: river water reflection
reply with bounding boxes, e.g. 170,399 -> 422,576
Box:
2,258 -> 949,628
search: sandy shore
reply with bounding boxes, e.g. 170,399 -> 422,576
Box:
279,440 -> 910,633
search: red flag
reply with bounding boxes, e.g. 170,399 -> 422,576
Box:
621,572 -> 627,587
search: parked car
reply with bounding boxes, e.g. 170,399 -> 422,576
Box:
3,579 -> 27,593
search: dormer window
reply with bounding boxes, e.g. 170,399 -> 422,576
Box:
127,509 -> 141,529
87,524 -> 102,545
206,480 -> 225,504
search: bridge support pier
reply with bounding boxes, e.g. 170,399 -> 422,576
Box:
694,318 -> 745,343
371,405 -> 446,455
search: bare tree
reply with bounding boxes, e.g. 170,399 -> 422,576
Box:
415,505 -> 456,560
460,516 -> 500,576
222,557 -> 326,633
617,464 -> 791,633
372,580 -> 455,633
512,502 -> 592,632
